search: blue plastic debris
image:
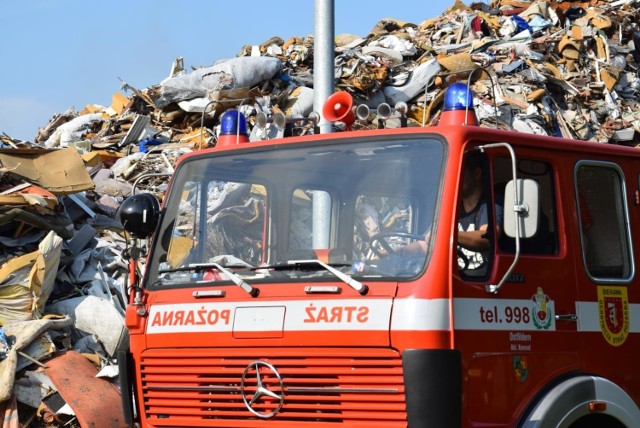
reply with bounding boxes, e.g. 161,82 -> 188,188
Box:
138,137 -> 163,153
0,327 -> 9,360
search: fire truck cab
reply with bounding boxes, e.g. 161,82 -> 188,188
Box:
118,83 -> 640,427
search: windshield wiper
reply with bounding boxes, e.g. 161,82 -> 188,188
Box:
283,259 -> 368,295
159,263 -> 259,297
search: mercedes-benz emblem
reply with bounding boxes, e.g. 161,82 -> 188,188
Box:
240,361 -> 285,418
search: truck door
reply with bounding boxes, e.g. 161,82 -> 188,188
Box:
571,160 -> 637,386
453,150 -> 581,425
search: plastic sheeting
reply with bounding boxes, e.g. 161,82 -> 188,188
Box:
0,317 -> 73,403
156,56 -> 283,107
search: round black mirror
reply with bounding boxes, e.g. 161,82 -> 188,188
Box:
117,193 -> 160,238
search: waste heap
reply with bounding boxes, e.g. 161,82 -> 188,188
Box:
1,0 -> 639,425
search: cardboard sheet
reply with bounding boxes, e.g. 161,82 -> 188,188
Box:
0,147 -> 94,195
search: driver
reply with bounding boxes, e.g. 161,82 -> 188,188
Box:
456,151 -> 502,270
398,151 -> 503,271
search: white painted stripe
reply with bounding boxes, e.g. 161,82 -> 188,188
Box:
144,298 -> 640,335
147,302 -> 234,334
454,298 -> 556,331
576,301 -> 600,332
282,299 -> 392,331
633,304 -> 640,333
234,306 -> 285,332
391,299 -> 450,331
146,299 -> 392,334
576,301 -> 640,333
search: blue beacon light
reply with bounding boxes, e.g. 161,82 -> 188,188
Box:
439,82 -> 478,126
443,83 -> 474,111
217,109 -> 249,146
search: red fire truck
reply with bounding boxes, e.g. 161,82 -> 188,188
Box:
117,82 -> 640,427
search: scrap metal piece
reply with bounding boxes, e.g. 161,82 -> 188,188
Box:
118,114 -> 150,148
43,350 -> 128,428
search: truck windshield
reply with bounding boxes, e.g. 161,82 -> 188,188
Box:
146,135 -> 445,288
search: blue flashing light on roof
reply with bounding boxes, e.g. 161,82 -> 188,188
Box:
443,82 -> 474,112
217,109 -> 250,147
437,82 -> 478,126
220,110 -> 248,136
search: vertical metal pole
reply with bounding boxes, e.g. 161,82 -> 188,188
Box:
312,0 -> 334,249
313,0 -> 334,135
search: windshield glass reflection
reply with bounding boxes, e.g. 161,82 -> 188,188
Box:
148,136 -> 445,288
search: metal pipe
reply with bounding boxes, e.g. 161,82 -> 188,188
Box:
478,143 -> 519,294
199,100 -> 221,150
255,112 -> 320,131
312,0 -> 334,249
313,0 -> 335,135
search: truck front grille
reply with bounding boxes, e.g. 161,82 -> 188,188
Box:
140,347 -> 406,426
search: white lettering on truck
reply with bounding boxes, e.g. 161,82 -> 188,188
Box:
146,300 -> 392,334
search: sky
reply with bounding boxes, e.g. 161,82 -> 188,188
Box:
0,0 -> 456,142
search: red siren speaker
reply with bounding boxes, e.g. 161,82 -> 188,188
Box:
323,91 -> 355,126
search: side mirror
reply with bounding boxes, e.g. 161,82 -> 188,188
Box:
117,193 -> 161,239
503,179 -> 539,239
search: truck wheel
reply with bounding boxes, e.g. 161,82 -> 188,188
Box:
569,414 -> 625,428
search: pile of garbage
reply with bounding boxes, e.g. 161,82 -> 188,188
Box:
1,0 -> 640,425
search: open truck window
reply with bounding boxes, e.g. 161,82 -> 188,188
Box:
494,157 -> 558,256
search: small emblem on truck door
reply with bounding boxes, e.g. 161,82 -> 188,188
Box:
241,361 -> 285,418
597,286 -> 630,347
